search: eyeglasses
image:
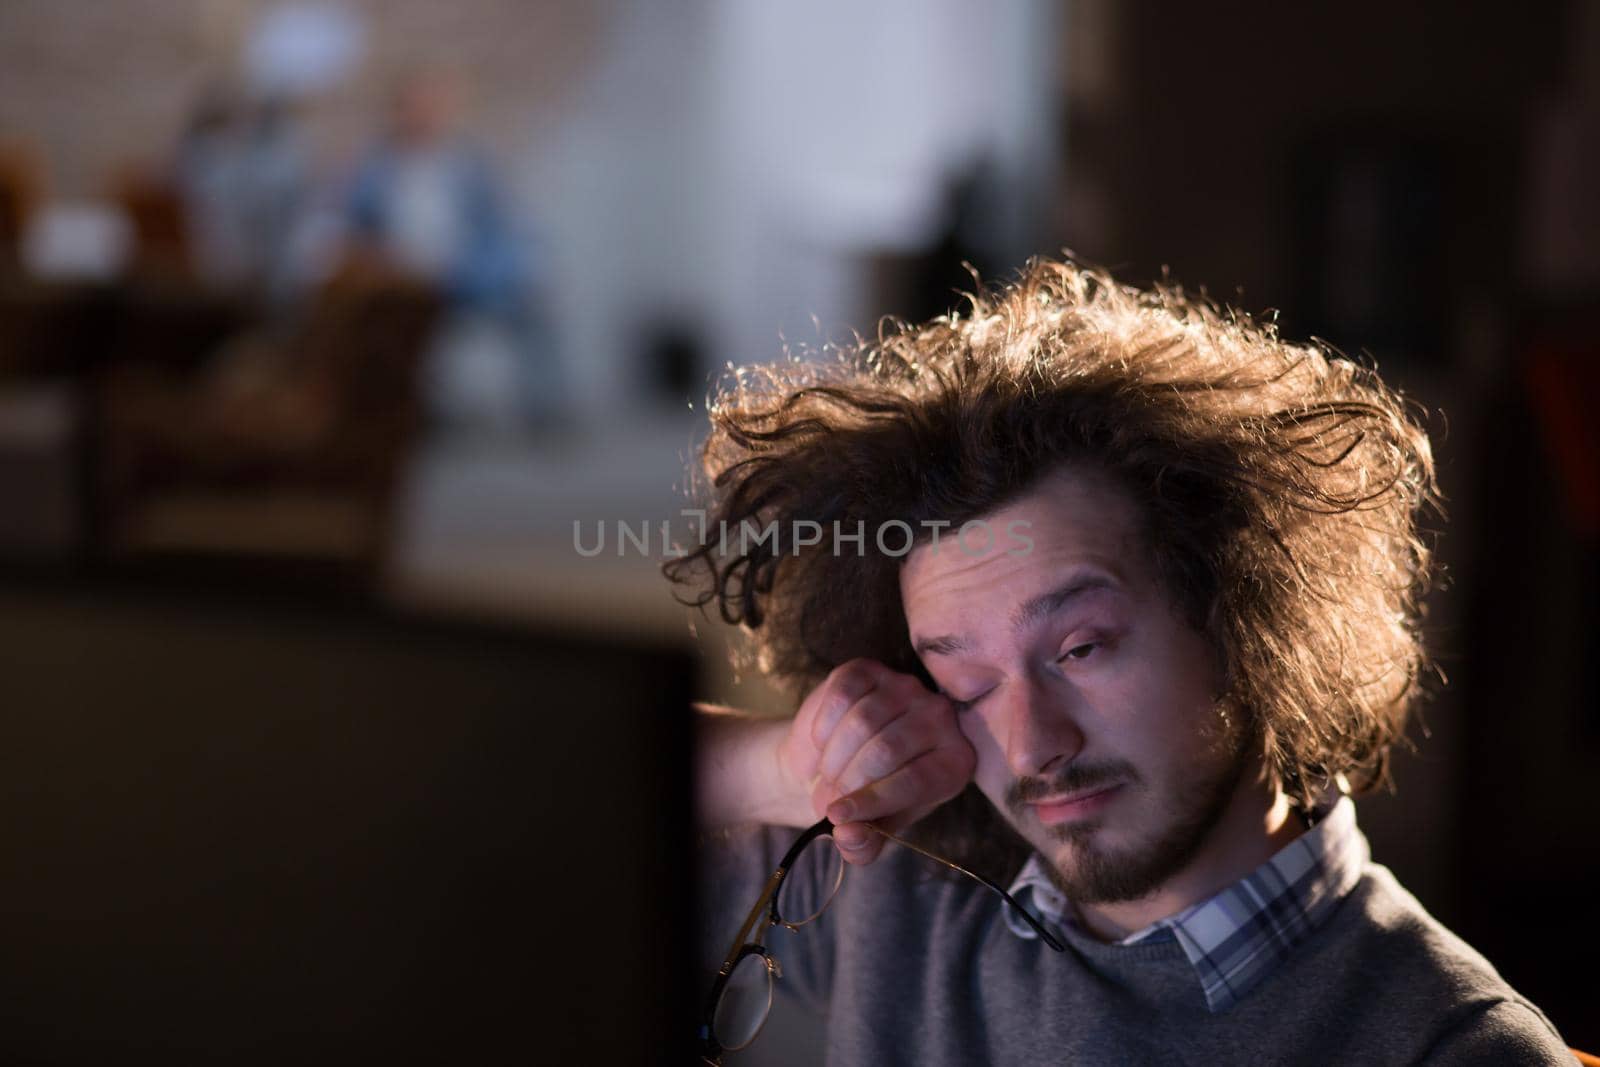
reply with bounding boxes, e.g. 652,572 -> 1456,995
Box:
697,816 -> 1064,1064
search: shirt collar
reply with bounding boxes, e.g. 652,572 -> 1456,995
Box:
1001,789 -> 1368,1012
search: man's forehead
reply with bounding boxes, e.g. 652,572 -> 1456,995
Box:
902,545 -> 1129,614
901,468 -> 1142,593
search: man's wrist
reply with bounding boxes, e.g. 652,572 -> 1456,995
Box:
694,708 -> 813,829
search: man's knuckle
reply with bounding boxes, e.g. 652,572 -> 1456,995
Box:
892,675 -> 932,702
859,736 -> 902,778
832,714 -> 874,757
868,693 -> 908,728
810,714 -> 829,750
830,658 -> 879,691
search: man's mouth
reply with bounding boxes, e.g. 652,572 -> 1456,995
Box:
1027,783 -> 1123,826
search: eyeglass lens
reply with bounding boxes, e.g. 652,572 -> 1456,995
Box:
773,829 -> 844,926
713,951 -> 776,1052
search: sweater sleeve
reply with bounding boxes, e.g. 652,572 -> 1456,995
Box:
1417,999 -> 1575,1065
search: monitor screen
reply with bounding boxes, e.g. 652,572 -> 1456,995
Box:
0,580 -> 696,1064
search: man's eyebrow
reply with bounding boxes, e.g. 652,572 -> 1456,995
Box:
912,571 -> 1122,658
1011,574 -> 1120,631
913,633 -> 974,657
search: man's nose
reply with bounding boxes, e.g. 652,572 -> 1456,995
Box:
1001,673 -> 1085,779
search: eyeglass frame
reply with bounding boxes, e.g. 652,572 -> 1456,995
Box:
698,815 -> 1065,1064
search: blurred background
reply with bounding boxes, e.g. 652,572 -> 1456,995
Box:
0,0 -> 1595,1061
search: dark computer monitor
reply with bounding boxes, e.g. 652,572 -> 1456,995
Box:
0,580 -> 696,1064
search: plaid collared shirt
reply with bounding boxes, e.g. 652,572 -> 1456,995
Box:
1001,791 -> 1368,1013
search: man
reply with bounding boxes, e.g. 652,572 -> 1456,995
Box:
344,70 -> 564,430
669,259 -> 1573,1064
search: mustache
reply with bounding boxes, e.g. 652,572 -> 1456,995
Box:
1006,759 -> 1139,810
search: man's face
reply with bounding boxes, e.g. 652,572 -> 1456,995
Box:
900,466 -> 1251,904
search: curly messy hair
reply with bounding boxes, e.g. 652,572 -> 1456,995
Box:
665,256 -> 1440,846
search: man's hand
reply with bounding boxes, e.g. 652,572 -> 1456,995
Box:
777,658 -> 976,865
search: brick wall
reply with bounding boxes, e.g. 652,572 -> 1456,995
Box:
0,0 -> 603,198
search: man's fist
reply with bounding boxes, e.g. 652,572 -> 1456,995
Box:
777,658 -> 976,865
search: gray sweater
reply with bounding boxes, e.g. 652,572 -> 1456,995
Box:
700,825 -> 1572,1065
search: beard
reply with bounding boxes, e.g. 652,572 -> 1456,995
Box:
1007,709 -> 1253,905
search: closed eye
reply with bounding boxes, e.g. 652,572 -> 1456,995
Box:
944,689 -> 989,713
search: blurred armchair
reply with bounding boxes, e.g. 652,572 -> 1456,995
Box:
0,276 -> 113,558
96,260 -> 440,583
0,140 -> 41,275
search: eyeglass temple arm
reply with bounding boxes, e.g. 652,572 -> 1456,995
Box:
864,822 -> 1066,952
714,867 -> 784,975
